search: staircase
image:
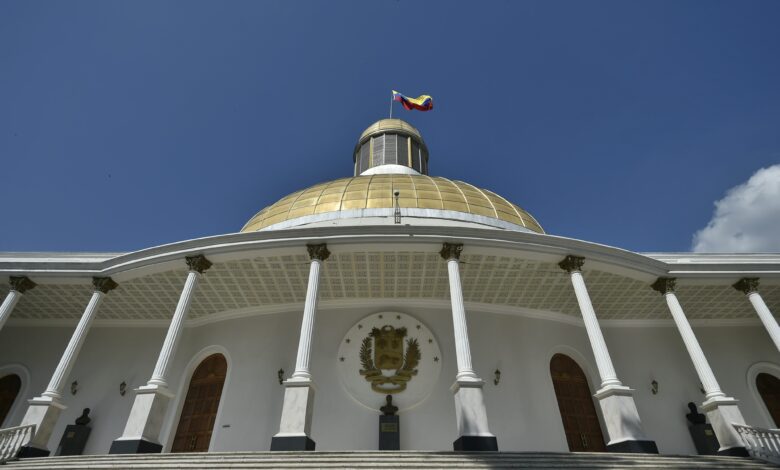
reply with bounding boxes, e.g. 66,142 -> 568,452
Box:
3,451 -> 777,469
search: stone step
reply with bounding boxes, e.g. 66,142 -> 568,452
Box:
3,452 -> 776,470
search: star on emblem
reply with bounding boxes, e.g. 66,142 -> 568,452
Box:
340,357 -> 345,362
434,356 -> 439,362
396,315 -> 401,320
416,325 -> 421,330
346,338 -> 350,343
378,314 -> 383,319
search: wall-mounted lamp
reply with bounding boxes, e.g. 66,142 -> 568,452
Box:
70,380 -> 79,395
494,369 -> 501,386
651,380 -> 658,395
278,369 -> 285,385
119,381 -> 127,396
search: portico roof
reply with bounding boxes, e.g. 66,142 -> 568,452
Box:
0,226 -> 778,327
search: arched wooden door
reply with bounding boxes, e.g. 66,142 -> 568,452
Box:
0,374 -> 21,426
757,372 -> 780,427
550,354 -> 606,452
171,354 -> 227,453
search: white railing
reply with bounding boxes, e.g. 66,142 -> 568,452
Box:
0,424 -> 35,464
734,423 -> 780,464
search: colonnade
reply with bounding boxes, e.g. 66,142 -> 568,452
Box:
1,244 -> 778,456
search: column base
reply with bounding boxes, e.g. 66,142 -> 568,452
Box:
451,378 -> 498,451
108,438 -> 163,454
717,446 -> 749,457
701,396 -> 748,455
453,435 -> 498,451
606,439 -> 659,453
111,384 -> 173,452
594,385 -> 657,454
19,395 -> 67,454
17,446 -> 51,458
271,378 -> 316,451
270,435 -> 316,451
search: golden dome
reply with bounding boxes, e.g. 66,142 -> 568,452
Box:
241,174 -> 544,233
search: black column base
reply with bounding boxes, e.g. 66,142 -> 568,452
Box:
453,435 -> 498,451
270,435 -> 316,451
606,439 -> 659,454
717,446 -> 749,457
108,438 -> 163,454
17,446 -> 50,458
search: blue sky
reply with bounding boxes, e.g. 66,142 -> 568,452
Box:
1,1 -> 779,253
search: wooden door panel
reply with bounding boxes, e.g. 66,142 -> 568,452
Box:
0,374 -> 21,426
550,354 -> 606,452
171,354 -> 227,453
757,372 -> 780,427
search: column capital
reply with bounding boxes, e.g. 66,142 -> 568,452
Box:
558,255 -> 585,273
92,277 -> 118,294
439,243 -> 463,261
733,277 -> 759,295
651,277 -> 676,295
185,254 -> 212,273
306,244 -> 330,261
9,275 -> 36,293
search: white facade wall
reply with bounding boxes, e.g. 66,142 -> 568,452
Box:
0,305 -> 777,455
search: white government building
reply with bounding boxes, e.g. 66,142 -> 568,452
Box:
0,119 -> 779,459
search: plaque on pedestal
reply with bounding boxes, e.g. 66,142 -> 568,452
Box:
379,395 -> 400,450
686,402 -> 719,455
56,408 -> 92,456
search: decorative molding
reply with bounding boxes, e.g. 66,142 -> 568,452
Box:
92,276 -> 118,294
306,243 -> 330,261
4,225 -> 779,284
733,277 -> 760,295
439,243 -> 463,261
558,255 -> 585,273
3,298 -> 766,329
651,277 -> 676,295
9,275 -> 36,293
185,254 -> 212,274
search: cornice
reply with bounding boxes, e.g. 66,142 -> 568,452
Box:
0,226 -> 777,284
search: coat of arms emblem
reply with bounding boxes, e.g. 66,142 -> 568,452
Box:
359,325 -> 421,393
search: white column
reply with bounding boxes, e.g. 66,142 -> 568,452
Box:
734,278 -> 780,352
560,256 -> 620,387
291,250 -> 325,380
652,277 -> 747,455
0,276 -> 36,332
444,247 -> 477,380
20,277 -> 117,456
272,244 -> 329,451
559,256 -> 655,452
111,255 -> 211,454
440,243 -> 497,451
149,271 -> 201,387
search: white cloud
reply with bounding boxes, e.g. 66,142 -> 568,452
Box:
692,164 -> 780,253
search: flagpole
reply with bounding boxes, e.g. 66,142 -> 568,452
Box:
389,92 -> 393,119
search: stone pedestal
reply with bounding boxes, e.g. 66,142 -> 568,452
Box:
109,385 -> 173,454
379,415 -> 400,450
594,385 -> 658,453
451,379 -> 497,451
270,378 -> 316,451
701,397 -> 748,456
688,423 -> 719,455
18,396 -> 66,457
55,425 -> 91,456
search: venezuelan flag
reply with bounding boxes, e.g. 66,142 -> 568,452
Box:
392,90 -> 433,111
